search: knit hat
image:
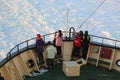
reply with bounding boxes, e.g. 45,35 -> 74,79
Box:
36,34 -> 41,39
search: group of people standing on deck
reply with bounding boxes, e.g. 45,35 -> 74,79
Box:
71,30 -> 91,60
35,30 -> 62,70
0,30 -> 90,79
35,29 -> 90,70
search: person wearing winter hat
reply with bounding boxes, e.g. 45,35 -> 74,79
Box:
36,34 -> 45,65
36,34 -> 41,39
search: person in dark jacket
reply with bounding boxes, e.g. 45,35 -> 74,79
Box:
0,72 -> 4,80
79,30 -> 84,57
82,31 -> 90,59
36,34 -> 44,64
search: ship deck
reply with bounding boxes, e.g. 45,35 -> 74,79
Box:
24,62 -> 120,80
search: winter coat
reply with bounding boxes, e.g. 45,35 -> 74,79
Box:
46,45 -> 57,59
36,39 -> 44,53
82,35 -> 90,47
74,35 -> 81,47
55,33 -> 62,46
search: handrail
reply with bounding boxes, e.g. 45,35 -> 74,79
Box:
69,27 -> 76,40
90,35 -> 118,42
90,35 -> 120,48
1,29 -> 120,67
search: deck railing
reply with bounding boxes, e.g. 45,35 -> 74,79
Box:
0,29 -> 119,67
7,31 -> 120,60
90,35 -> 120,48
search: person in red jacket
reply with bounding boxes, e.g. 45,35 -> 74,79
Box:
71,33 -> 82,59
